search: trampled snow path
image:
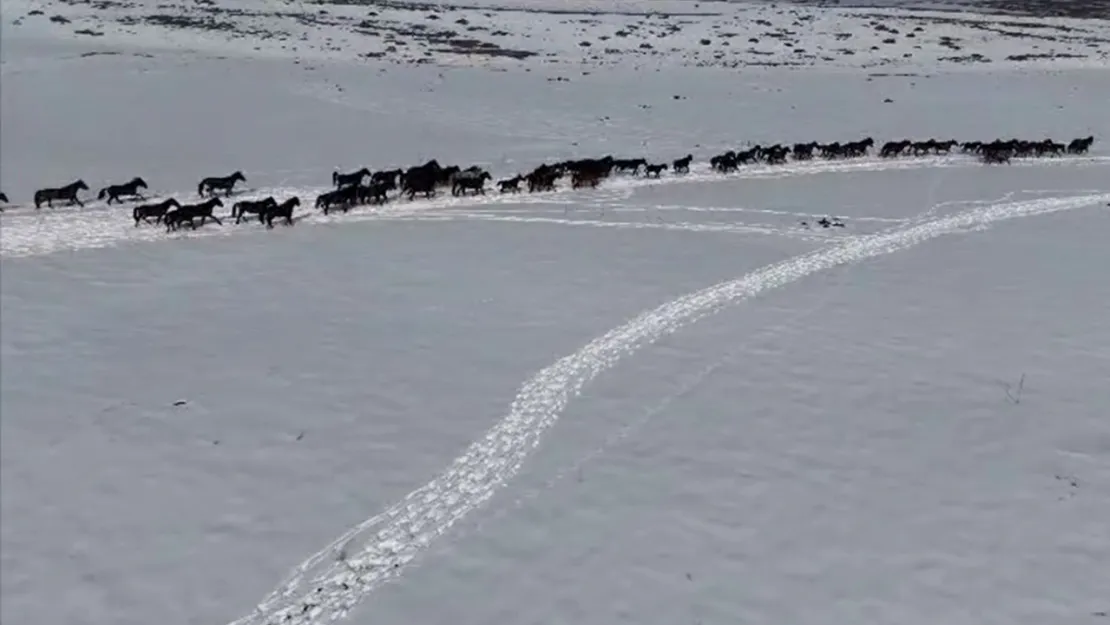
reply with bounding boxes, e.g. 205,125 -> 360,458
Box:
5,154 -> 1108,257
229,189 -> 1110,625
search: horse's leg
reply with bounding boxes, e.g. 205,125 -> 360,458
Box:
210,214 -> 223,226
74,196 -> 84,208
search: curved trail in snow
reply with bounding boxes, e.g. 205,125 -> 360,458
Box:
229,190 -> 1110,625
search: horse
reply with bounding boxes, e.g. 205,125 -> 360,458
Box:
197,171 -> 246,197
97,177 -> 148,204
315,186 -> 358,214
571,170 -> 603,189
357,181 -> 391,205
613,158 -> 647,175
371,169 -> 403,187
232,197 -> 277,224
762,145 -> 790,164
34,180 -> 89,209
672,155 -> 693,173
1067,136 -> 1094,155
643,163 -> 668,178
451,170 -> 492,196
710,152 -> 738,173
333,167 -> 371,188
401,168 -> 438,200
498,176 -> 523,193
526,167 -> 560,192
0,191 -> 8,209
880,140 -> 910,158
980,147 -> 1013,164
165,197 -> 224,231
133,198 -> 180,226
791,142 -> 818,160
261,197 -> 301,228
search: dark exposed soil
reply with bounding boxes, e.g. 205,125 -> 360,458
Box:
776,0 -> 1110,20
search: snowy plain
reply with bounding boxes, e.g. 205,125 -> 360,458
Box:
2,1 -> 1110,625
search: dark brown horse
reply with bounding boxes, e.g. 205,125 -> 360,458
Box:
133,198 -> 181,226
261,197 -> 301,228
232,197 -> 278,224
197,171 -> 245,197
165,197 -> 224,231
98,177 -> 148,204
34,180 -> 89,209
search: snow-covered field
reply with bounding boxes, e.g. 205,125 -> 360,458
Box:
3,1 -> 1110,625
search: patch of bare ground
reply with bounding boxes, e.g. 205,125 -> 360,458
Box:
313,0 -> 723,17
783,0 -> 1110,20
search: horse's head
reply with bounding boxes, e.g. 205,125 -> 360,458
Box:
211,198 -> 224,208
289,196 -> 301,207
134,177 -> 148,187
168,198 -> 181,208
233,171 -> 245,182
481,172 -> 492,181
76,180 -> 89,190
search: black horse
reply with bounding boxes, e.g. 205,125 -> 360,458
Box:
1067,136 -> 1095,155
34,180 -> 89,209
644,163 -> 668,178
261,197 -> 301,228
232,197 -> 278,224
571,170 -> 603,189
498,176 -> 523,193
316,186 -> 358,215
97,177 -> 148,204
371,169 -> 403,187
197,171 -> 246,197
357,181 -> 391,205
133,198 -> 181,226
333,167 -> 371,188
166,197 -> 224,231
672,155 -> 693,174
451,169 -> 492,196
401,167 -> 438,200
0,191 -> 8,209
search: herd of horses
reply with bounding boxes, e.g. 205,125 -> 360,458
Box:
0,135 -> 1096,230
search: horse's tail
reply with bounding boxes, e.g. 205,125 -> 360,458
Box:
332,171 -> 340,186
97,188 -> 108,200
197,181 -> 205,197
230,202 -> 241,218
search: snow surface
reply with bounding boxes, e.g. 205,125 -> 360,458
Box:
2,3 -> 1110,625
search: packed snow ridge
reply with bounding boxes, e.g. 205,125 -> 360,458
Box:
2,136 -> 1103,257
